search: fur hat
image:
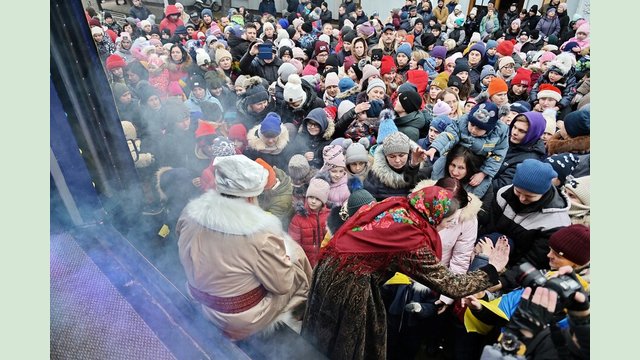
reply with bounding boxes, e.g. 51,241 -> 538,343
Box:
382,131 -> 411,155
488,78 -> 509,97
260,112 -> 283,136
537,84 -> 562,102
563,109 -> 590,137
283,74 -> 306,103
322,144 -> 346,169
512,159 -> 557,195
432,100 -> 452,117
468,102 -> 500,132
214,155 -> 268,197
548,224 -> 590,265
288,154 -> 311,181
306,178 -> 330,203
547,52 -> 573,76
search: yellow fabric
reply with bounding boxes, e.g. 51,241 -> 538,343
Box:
384,272 -> 412,286
321,232 -> 332,248
463,298 -> 509,334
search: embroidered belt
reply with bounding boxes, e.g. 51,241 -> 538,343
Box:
188,283 -> 267,314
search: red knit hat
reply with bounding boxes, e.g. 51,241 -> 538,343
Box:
549,224 -> 590,265
487,78 -> 508,97
537,83 -> 562,101
380,55 -> 397,76
511,67 -> 532,87
195,119 -> 217,138
496,40 -> 515,56
106,54 -> 126,70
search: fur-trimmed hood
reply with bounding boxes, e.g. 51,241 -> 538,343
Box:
335,85 -> 361,100
298,115 -> 336,140
183,190 -> 283,236
411,179 -> 482,222
247,124 -> 291,153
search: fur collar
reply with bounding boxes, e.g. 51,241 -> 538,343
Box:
247,124 -> 290,152
546,134 -> 590,156
370,146 -> 411,189
184,190 -> 283,235
411,179 -> 482,221
335,85 -> 361,100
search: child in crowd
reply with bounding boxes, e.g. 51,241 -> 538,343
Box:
320,144 -> 351,208
288,177 -> 331,268
344,138 -> 372,182
288,154 -> 318,204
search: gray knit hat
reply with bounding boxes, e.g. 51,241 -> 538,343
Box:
306,178 -> 330,204
288,154 -> 311,181
345,142 -> 369,164
382,131 -> 411,155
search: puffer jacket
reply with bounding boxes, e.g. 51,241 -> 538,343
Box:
288,202 -> 330,267
258,167 -> 295,227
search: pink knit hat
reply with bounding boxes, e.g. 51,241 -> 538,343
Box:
539,51 -> 557,64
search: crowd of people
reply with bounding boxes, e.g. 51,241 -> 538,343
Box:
87,0 -> 590,358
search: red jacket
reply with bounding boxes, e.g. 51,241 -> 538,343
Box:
288,203 -> 330,267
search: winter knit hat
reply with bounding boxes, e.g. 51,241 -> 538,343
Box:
112,83 -> 130,99
345,142 -> 369,164
357,21 -> 376,38
498,56 -> 515,70
537,83 -> 562,102
545,153 -> 579,185
323,144 -> 346,168
260,112 -> 282,136
367,78 -> 386,94
452,60 -> 470,76
209,136 -> 237,158
447,75 -> 463,90
432,100 -> 452,117
361,64 -> 380,84
215,47 -> 232,63
469,42 -> 486,57
430,115 -> 453,133
194,119 -> 217,138
512,159 -> 557,195
566,175 -> 590,206
106,54 -> 126,70
255,158 -> 278,190
325,72 -> 340,88
539,51 -> 556,64
468,102 -> 500,132
480,65 -> 496,80
488,78 -> 509,97
376,110 -> 399,145
346,189 -> 375,216
510,100 -> 531,114
195,49 -> 211,66
288,58 -> 304,74
92,26 -> 104,36
548,224 -> 590,265
314,40 -> 330,57
496,40 -> 514,56
380,55 -> 397,76
228,123 -> 247,144
563,109 -> 590,137
398,90 -> 422,113
306,178 -> 330,203
288,154 -> 311,181
234,75 -> 248,89
486,39 -> 498,50
339,77 -> 356,92
214,155 -> 268,197
511,67 -> 532,87
278,62 -> 298,82
430,45 -> 447,60
383,131 -> 411,155
338,100 -> 356,118
396,43 -> 412,58
283,74 -> 306,103
431,72 -> 449,90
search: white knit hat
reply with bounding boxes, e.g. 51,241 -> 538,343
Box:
283,74 -> 306,103
324,72 -> 339,88
195,48 -> 211,66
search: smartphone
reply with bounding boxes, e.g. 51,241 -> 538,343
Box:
257,43 -> 273,60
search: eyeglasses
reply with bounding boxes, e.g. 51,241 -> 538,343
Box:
306,122 -> 320,128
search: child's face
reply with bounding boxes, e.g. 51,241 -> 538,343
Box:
576,31 -> 588,41
487,48 -> 497,56
428,127 -> 440,142
482,75 -> 495,86
467,122 -> 487,137
348,161 -> 367,174
119,91 -> 132,104
504,110 -> 518,125
307,196 -> 324,211
325,85 -> 339,97
306,120 -> 322,135
329,167 -> 346,182
371,59 -> 382,68
429,86 -> 442,99
491,91 -> 509,106
548,71 -> 563,82
348,67 -> 358,81
463,102 -> 475,113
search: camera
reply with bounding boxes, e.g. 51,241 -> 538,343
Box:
516,262 -> 583,307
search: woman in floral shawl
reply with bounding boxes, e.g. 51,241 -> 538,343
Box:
301,186 -> 510,359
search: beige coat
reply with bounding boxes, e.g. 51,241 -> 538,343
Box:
177,191 -> 312,340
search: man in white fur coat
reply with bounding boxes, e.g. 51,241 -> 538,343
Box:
177,154 -> 312,340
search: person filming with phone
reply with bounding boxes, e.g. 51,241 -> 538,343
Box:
239,38 -> 283,84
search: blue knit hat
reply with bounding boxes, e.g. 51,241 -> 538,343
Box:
510,100 -> 531,114
260,112 -> 282,136
396,43 -> 412,58
430,115 -> 453,133
376,109 -> 399,145
468,102 -> 499,132
486,39 -> 498,50
469,42 -> 486,57
338,77 -> 356,92
480,65 -> 496,80
512,159 -> 557,195
563,109 -> 590,137
201,9 -> 213,18
278,18 -> 289,29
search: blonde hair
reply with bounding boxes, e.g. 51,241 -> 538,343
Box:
437,88 -> 463,119
411,49 -> 429,63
